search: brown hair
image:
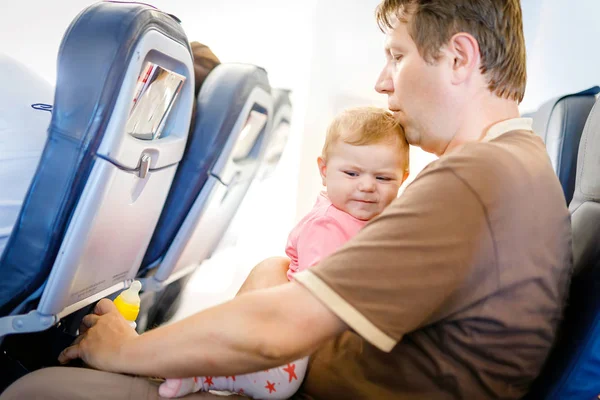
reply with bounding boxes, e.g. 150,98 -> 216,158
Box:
190,42 -> 221,96
375,0 -> 526,103
188,42 -> 221,133
322,106 -> 409,172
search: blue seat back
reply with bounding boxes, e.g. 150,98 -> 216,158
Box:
525,97 -> 600,399
140,63 -> 272,288
0,2 -> 194,331
532,87 -> 599,204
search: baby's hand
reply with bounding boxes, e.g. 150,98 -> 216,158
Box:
159,377 -> 199,398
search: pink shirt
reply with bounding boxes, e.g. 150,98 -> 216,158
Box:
285,192 -> 368,280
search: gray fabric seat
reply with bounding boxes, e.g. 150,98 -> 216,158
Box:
525,97 -> 600,399
531,87 -> 599,204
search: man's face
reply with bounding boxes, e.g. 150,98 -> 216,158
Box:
375,16 -> 460,155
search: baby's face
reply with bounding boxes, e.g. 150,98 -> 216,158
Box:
319,141 -> 407,221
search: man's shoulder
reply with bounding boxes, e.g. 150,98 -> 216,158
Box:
424,130 -> 550,189
407,130 -> 564,220
445,129 -> 544,168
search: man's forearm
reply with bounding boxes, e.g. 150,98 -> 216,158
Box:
118,282 -> 346,378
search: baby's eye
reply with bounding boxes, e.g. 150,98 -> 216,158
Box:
344,171 -> 358,177
376,176 -> 393,182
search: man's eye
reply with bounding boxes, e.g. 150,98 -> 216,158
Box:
344,171 -> 358,177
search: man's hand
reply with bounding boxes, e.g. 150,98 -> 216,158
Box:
58,299 -> 139,372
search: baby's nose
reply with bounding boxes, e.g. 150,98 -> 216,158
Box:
358,177 -> 376,192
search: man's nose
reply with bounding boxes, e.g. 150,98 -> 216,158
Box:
375,65 -> 393,94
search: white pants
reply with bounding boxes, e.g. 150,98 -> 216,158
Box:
159,357 -> 309,399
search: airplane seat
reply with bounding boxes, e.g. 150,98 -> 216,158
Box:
524,97 -> 600,399
202,88 -> 293,265
136,63 -> 272,304
256,88 -> 292,180
0,1 -> 194,384
531,87 -> 599,204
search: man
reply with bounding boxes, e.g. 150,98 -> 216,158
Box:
1,1 -> 572,399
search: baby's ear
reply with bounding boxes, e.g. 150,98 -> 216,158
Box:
402,170 -> 410,183
317,156 -> 327,186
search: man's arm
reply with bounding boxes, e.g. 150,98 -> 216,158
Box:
59,281 -> 346,378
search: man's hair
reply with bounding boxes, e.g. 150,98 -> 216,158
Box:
376,0 -> 526,103
322,106 -> 409,172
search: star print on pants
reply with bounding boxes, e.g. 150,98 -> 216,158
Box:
265,380 -> 277,394
283,363 -> 298,382
204,376 -> 214,386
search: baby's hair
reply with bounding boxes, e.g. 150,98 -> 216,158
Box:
322,106 -> 409,172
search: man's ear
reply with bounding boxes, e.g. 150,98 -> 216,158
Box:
446,32 -> 480,85
317,156 -> 327,186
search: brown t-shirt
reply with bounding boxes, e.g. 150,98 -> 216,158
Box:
294,126 -> 573,399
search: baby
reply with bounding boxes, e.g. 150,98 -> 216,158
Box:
159,106 -> 410,399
